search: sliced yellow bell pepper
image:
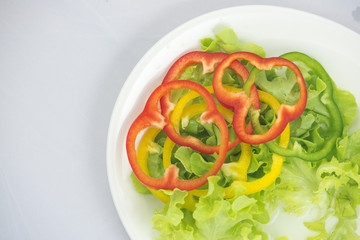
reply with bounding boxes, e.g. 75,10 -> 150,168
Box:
137,85 -> 290,207
137,127 -> 196,211
165,86 -> 290,198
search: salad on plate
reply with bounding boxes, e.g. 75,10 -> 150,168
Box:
125,28 -> 360,240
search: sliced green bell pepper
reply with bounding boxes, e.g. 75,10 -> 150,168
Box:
262,52 -> 343,162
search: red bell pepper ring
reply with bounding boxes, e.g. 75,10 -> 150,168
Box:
159,51 -> 260,154
126,80 -> 229,191
213,51 -> 307,145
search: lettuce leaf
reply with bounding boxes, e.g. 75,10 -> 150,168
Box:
214,28 -> 266,57
264,128 -> 360,238
255,70 -> 300,106
316,157 -> 360,191
201,28 -> 266,57
152,177 -> 269,240
334,87 -> 358,126
304,186 -> 360,240
337,129 -> 360,164
174,147 -> 213,177
263,158 -> 320,215
130,172 -> 151,194
148,152 -> 165,179
152,190 -> 196,240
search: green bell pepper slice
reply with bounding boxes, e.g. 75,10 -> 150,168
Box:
259,52 -> 343,162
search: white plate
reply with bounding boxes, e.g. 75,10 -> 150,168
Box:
107,5 -> 360,240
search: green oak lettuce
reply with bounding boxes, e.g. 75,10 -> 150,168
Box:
152,177 -> 269,240
263,130 -> 360,239
201,28 -> 266,58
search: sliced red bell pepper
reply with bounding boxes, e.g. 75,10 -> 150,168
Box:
126,80 -> 229,191
160,51 -> 260,113
159,51 -> 260,154
213,51 -> 307,145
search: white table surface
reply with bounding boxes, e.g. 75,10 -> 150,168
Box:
1,1 -> 359,239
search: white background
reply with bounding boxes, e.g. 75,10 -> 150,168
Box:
1,1 -> 359,240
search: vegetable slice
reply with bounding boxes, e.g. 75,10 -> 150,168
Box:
264,52 -> 344,161
126,80 -> 229,190
212,51 -> 307,145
